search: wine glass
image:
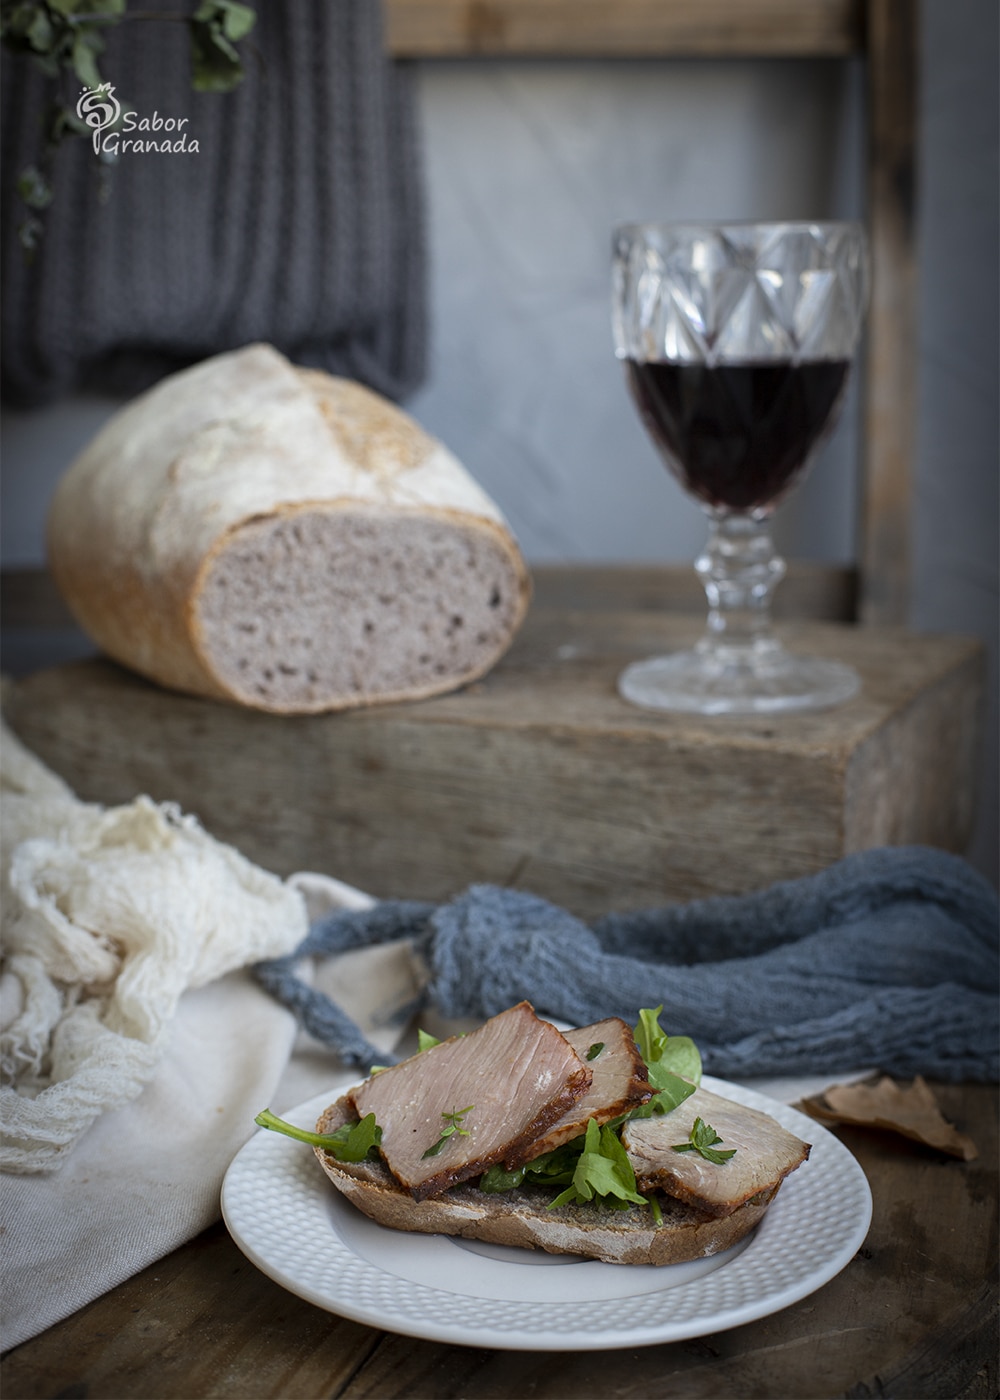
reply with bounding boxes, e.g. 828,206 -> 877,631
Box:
612,221 -> 869,715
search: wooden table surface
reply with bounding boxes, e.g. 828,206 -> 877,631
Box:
2,1081 -> 995,1400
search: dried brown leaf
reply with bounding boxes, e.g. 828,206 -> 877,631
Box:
800,1075 -> 978,1160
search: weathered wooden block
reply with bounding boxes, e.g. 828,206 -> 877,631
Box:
2,607 -> 983,919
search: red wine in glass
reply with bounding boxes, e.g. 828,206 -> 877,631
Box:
612,220 -> 869,714
625,358 -> 851,514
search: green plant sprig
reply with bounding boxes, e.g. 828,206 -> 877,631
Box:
1,0 -> 257,246
672,1117 -> 736,1165
422,1105 -> 474,1159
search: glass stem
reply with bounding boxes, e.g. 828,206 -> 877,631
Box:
694,511 -> 786,658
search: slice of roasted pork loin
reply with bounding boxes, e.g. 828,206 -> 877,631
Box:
621,1083 -> 810,1217
507,1018 -> 652,1166
350,1001 -> 592,1201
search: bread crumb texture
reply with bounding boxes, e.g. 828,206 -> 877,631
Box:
196,506 -> 525,711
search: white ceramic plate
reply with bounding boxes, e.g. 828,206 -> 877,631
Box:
221,1075 -> 871,1351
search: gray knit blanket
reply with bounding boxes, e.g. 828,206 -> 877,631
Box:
1,0 -> 425,406
254,847 -> 999,1082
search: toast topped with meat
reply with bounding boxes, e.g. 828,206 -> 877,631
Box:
256,1002 -> 811,1266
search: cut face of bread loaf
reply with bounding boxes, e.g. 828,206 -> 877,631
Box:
47,344 -> 531,713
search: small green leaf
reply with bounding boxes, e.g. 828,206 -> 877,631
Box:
70,33 -> 104,89
25,9 -> 54,52
586,1041 -> 605,1061
672,1117 -> 736,1164
417,1029 -> 441,1052
189,3 -> 255,92
220,1 -> 256,42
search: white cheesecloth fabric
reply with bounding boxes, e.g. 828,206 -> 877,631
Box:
0,719 -> 310,1170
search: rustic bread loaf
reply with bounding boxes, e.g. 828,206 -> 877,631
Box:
47,344 -> 531,713
313,1095 -> 777,1266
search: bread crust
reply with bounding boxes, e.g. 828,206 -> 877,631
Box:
48,344 -> 531,713
312,1096 -> 776,1266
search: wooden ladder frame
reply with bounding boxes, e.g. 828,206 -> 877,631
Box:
383,0 -> 919,625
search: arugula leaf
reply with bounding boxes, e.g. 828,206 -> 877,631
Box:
586,1041 -> 605,1060
672,1116 -> 736,1164
254,1108 -> 381,1163
417,1028 -> 442,1052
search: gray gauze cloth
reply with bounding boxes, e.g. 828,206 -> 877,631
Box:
254,846 -> 999,1082
1,0 -> 425,406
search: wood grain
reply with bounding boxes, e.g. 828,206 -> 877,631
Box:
383,0 -> 866,57
1,607 -> 983,918
3,1082 -> 995,1398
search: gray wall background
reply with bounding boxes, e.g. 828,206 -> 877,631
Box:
2,0 -> 996,879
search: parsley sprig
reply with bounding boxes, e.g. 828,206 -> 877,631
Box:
422,1105 -> 474,1158
672,1117 -> 736,1164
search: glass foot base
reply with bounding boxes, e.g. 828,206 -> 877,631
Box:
618,647 -> 860,716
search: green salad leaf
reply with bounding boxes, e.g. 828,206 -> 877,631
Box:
549,1120 -> 649,1211
634,1005 -> 702,1089
479,1140 -> 582,1194
628,1005 -> 700,1118
254,1108 -> 381,1163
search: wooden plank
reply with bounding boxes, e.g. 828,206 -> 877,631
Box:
2,609 -> 982,917
3,1082 -> 995,1398
859,0 -> 919,623
384,0 -> 866,57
